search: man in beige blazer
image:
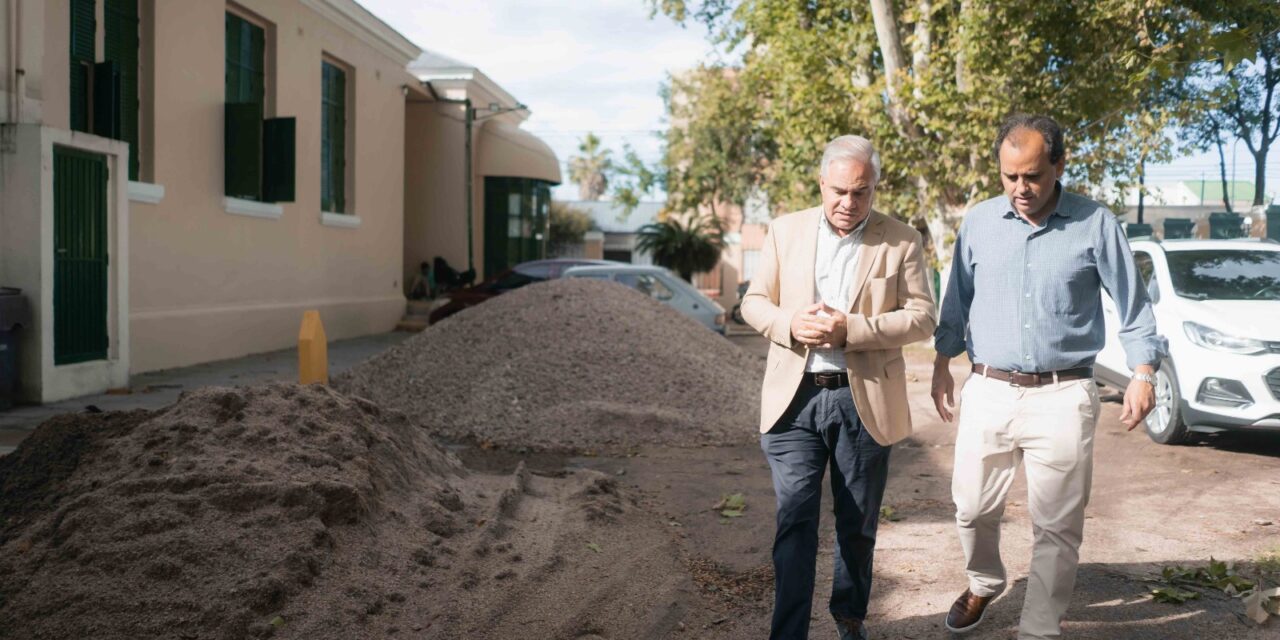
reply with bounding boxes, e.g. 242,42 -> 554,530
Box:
742,135 -> 937,640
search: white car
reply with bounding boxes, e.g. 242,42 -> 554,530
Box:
562,264 -> 727,334
1095,238 -> 1280,444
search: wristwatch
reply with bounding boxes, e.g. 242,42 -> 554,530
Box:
1132,372 -> 1156,386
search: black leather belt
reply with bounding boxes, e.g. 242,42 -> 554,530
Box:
805,371 -> 849,389
972,364 -> 1092,388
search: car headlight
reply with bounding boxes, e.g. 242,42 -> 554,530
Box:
1182,321 -> 1268,355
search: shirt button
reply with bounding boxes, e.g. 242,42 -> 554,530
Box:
1024,324 -> 1030,329
1026,262 -> 1032,267
1025,293 -> 1031,298
1025,355 -> 1032,360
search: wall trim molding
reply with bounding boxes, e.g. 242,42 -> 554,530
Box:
224,196 -> 283,219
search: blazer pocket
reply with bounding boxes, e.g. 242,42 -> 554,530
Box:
864,276 -> 898,313
884,355 -> 906,378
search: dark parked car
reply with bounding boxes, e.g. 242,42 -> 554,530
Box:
428,258 -> 619,324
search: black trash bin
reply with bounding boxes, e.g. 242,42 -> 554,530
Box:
0,287 -> 31,410
1163,217 -> 1195,239
1208,212 -> 1245,239
1268,205 -> 1280,242
1125,222 -> 1153,239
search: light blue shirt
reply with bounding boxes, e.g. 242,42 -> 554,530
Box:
934,185 -> 1168,372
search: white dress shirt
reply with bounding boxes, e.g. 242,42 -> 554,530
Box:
806,213 -> 867,372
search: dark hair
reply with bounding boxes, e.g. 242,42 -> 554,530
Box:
994,113 -> 1064,164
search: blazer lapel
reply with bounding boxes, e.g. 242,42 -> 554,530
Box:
794,207 -> 821,308
848,211 -> 887,310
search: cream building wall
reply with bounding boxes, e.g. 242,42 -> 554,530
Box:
1,0 -> 422,401
126,0 -> 418,372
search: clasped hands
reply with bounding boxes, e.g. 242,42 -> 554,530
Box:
790,302 -> 848,348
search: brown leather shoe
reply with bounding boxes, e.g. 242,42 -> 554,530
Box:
835,616 -> 869,640
944,588 -> 993,633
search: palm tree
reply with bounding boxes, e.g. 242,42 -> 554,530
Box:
567,133 -> 613,201
634,214 -> 725,282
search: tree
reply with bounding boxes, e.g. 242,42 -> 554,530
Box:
567,133 -> 613,201
1180,2 -> 1280,208
548,201 -> 596,254
634,215 -> 725,282
647,0 -> 1224,262
613,66 -> 765,219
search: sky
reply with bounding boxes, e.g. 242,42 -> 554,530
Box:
359,0 -> 1280,205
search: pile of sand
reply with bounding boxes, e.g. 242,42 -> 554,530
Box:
0,384 -> 469,639
0,383 -> 695,639
335,278 -> 763,452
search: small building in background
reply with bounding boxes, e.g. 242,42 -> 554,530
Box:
404,50 -> 561,289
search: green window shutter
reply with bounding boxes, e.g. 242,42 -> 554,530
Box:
69,0 -> 96,133
225,12 -> 266,199
320,61 -> 346,213
92,61 -> 121,139
104,0 -> 140,180
263,117 -> 295,203
225,102 -> 263,199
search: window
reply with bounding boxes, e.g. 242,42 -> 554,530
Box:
1133,251 -> 1154,286
484,177 -> 553,275
617,273 -> 674,301
104,0 -> 140,180
224,8 -> 294,204
320,60 -> 347,213
69,0 -> 141,180
69,0 -> 95,133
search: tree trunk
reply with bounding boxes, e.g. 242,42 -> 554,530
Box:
868,0 -> 923,139
955,0 -> 970,92
1254,143 -> 1269,208
1214,131 -> 1232,213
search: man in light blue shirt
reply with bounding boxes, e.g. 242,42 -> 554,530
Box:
930,114 -> 1167,640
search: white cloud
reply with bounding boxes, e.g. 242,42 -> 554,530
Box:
358,0 -> 714,198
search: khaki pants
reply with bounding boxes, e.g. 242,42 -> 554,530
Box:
952,373 -> 1100,640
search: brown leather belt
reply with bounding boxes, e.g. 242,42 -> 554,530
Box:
805,371 -> 850,389
972,364 -> 1092,388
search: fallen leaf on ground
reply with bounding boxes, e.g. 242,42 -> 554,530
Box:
1243,587 -> 1280,624
714,493 -> 747,518
1152,587 -> 1200,604
586,542 -> 602,553
880,506 -> 903,522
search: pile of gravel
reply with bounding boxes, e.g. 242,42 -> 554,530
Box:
0,384 -> 470,640
335,278 -> 763,452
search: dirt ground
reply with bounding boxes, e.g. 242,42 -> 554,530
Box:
467,337 -> 1280,640
3,329 -> 1277,639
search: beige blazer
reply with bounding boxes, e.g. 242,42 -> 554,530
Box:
741,207 -> 938,445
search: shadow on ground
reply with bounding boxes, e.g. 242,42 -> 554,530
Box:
870,560 -> 1273,640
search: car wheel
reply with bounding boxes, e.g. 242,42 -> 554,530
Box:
1144,359 -> 1189,445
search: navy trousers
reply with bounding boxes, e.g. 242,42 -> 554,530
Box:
760,379 -> 892,640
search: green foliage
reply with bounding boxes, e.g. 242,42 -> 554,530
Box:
1161,558 -> 1256,593
645,0 -> 1241,224
1176,2 -> 1280,207
1151,586 -> 1201,604
567,133 -> 613,201
878,506 -> 903,522
634,215 -> 725,281
548,201 -> 595,249
714,493 -> 746,517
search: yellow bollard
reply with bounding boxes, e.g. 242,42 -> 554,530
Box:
298,310 -> 328,385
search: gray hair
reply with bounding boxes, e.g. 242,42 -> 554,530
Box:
820,135 -> 881,183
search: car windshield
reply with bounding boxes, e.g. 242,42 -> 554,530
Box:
1164,249 -> 1280,301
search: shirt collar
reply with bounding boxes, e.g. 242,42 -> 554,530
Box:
1003,182 -> 1074,222
819,210 -> 870,240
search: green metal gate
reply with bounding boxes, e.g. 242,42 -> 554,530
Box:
54,147 -> 110,365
